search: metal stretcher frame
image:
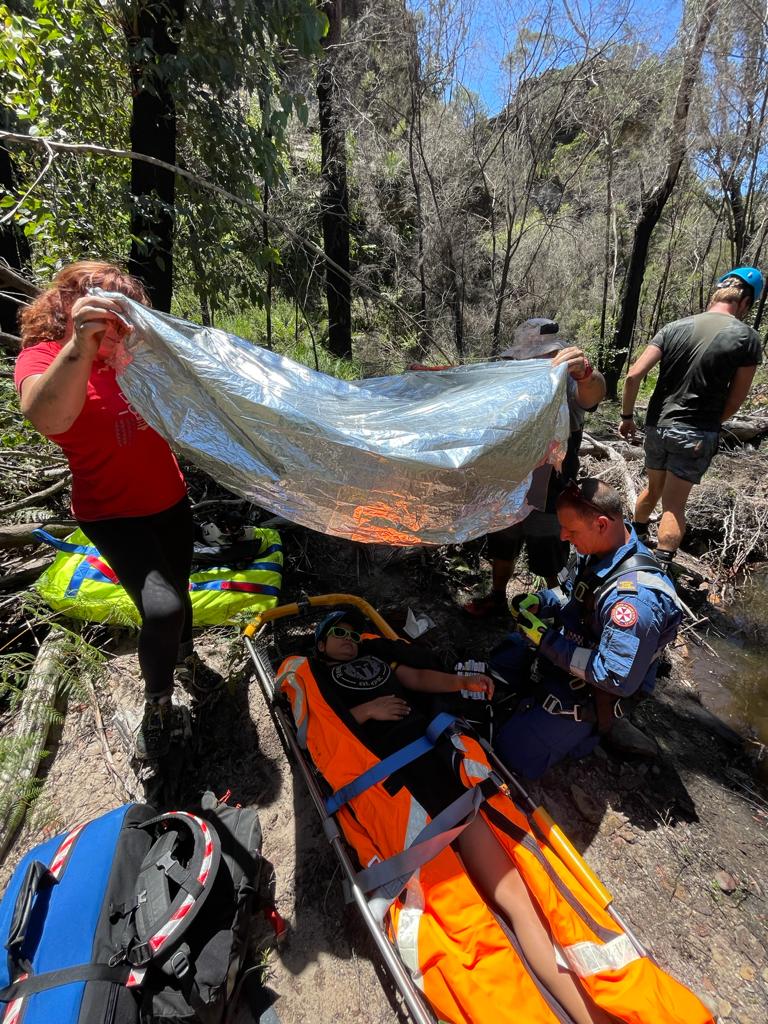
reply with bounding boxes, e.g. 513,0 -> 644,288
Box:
243,594 -> 649,1024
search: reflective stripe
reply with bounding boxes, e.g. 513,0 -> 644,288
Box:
276,657 -> 309,747
449,734 -> 467,753
404,795 -> 428,849
462,758 -> 490,782
563,933 -> 640,978
634,571 -> 683,609
394,875 -> 425,986
569,646 -> 592,680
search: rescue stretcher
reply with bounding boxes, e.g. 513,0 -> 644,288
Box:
243,595 -> 713,1024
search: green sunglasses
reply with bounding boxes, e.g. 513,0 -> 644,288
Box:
327,625 -> 361,642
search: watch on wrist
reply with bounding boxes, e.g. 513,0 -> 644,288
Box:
620,413 -> 634,420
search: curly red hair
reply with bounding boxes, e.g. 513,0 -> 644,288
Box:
19,261 -> 150,348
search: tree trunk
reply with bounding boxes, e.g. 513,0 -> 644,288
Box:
123,0 -> 186,313
0,114 -> 32,339
601,0 -> 720,398
317,0 -> 352,359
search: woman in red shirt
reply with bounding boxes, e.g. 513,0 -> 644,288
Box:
15,261 -> 218,761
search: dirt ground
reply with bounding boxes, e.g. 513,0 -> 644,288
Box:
2,519 -> 767,1024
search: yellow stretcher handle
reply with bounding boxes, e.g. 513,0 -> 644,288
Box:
243,593 -> 398,640
532,807 -> 613,910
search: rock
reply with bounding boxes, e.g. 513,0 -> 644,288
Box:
762,966 -> 768,985
570,783 -> 603,824
716,999 -> 732,1019
602,810 -> 629,834
738,964 -> 755,982
715,870 -> 739,893
734,925 -> 766,963
603,719 -> 660,760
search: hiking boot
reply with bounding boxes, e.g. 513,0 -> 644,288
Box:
136,699 -> 175,761
175,652 -> 225,698
463,591 -> 508,618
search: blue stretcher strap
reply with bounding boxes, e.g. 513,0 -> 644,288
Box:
324,712 -> 456,816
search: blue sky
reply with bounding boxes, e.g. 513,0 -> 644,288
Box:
412,0 -> 684,115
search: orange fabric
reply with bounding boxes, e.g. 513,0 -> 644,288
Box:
277,655 -> 713,1024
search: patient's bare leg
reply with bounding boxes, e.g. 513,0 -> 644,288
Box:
456,818 -> 615,1024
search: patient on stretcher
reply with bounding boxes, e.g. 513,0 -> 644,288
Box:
285,611 -> 615,1024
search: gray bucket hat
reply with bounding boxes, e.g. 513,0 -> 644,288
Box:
499,318 -> 563,359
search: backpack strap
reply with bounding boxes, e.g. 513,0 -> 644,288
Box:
118,812 -> 221,985
31,529 -> 99,557
593,553 -> 682,611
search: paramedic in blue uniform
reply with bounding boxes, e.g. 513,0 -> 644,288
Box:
494,478 -> 682,780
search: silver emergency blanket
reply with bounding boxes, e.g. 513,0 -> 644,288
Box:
110,296 -> 570,545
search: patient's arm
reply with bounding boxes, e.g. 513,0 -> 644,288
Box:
396,665 -> 494,698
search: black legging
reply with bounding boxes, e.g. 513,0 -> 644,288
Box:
78,497 -> 194,700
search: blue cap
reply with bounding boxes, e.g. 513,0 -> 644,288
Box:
718,266 -> 764,302
314,610 -> 348,647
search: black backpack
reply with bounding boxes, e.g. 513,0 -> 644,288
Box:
0,792 -> 269,1024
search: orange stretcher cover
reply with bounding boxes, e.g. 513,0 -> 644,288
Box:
277,654 -> 714,1024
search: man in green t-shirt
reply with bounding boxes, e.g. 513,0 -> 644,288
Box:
619,267 -> 763,565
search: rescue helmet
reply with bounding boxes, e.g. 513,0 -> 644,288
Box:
315,610 -> 349,648
717,266 -> 764,303
499,318 -> 563,359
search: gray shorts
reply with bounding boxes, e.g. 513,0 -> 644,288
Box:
644,424 -> 720,484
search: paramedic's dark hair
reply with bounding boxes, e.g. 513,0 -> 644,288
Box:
556,478 -> 623,521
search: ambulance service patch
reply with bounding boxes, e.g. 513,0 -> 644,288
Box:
611,601 -> 638,628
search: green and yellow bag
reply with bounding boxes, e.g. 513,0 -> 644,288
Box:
33,528 -> 283,627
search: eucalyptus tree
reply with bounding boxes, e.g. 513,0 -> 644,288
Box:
602,0 -> 720,397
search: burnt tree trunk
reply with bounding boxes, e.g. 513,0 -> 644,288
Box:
601,0 -> 719,398
0,111 -> 32,340
317,0 -> 352,359
123,0 -> 186,312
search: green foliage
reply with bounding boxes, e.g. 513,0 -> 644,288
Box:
0,0 -> 325,303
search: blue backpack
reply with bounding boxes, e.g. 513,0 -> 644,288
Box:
0,794 -> 266,1023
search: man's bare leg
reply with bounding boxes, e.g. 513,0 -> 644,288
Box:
491,557 -> 514,596
657,472 -> 694,555
456,819 -> 615,1024
634,467 -> 666,525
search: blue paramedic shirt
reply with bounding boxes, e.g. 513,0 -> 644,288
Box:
534,526 -> 682,699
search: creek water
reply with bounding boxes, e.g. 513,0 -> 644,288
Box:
694,568 -> 768,750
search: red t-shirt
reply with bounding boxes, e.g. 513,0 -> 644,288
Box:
15,341 -> 186,521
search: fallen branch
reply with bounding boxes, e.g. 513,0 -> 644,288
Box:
0,628 -> 67,861
0,331 -> 20,355
581,432 -> 638,509
0,521 -> 76,549
0,262 -> 40,298
0,556 -> 53,593
0,472 -> 71,515
721,413 -> 768,444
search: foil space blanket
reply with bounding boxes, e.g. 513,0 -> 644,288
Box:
109,295 -> 570,545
